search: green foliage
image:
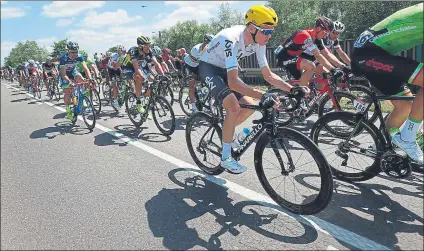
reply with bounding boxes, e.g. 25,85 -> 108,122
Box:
152,3 -> 244,53
107,46 -> 118,53
4,40 -> 50,67
267,0 -> 419,45
153,20 -> 212,53
209,3 -> 244,34
51,39 -> 68,58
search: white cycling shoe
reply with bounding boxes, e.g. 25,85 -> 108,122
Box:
391,133 -> 423,164
221,157 -> 247,174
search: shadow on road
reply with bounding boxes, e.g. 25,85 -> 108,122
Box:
316,178 -> 424,250
30,121 -> 92,139
10,98 -> 29,103
145,168 -> 319,250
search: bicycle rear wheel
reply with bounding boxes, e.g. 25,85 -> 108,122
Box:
254,127 -> 333,215
186,112 -> 224,175
178,85 -> 192,116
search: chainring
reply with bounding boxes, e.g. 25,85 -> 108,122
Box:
380,151 -> 411,179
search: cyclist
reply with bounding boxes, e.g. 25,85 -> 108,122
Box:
184,33 -> 214,113
59,41 -> 93,121
25,60 -> 40,94
120,35 -> 165,114
42,57 -> 59,92
198,5 -> 304,174
162,48 -> 176,71
274,17 -> 344,90
351,2 -> 423,163
108,45 -> 126,110
302,21 -> 351,80
152,45 -> 170,74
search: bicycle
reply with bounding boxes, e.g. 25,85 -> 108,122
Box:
185,91 -> 333,215
46,76 -> 61,101
29,74 -> 42,99
125,75 -> 176,136
178,78 -> 216,116
68,80 -> 96,131
108,74 -> 134,113
269,72 -> 374,127
310,78 -> 422,182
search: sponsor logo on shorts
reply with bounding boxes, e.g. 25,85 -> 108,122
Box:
365,58 -> 394,72
282,58 -> 297,66
205,76 -> 215,91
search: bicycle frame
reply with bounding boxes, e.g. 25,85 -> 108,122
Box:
289,77 -> 342,110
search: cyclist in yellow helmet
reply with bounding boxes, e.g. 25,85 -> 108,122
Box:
197,5 -> 305,174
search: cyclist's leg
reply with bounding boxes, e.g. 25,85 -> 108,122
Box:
236,95 -> 256,126
199,62 -> 246,173
298,58 -> 316,87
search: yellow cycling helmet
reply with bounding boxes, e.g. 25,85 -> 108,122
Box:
245,5 -> 278,27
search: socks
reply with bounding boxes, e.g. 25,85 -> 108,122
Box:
400,117 -> 423,142
389,127 -> 400,137
222,142 -> 231,161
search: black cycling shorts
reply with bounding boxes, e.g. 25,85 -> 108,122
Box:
351,46 -> 422,96
108,67 -> 121,79
276,50 -> 318,80
198,61 -> 244,102
185,64 -> 199,81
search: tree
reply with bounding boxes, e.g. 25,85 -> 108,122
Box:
4,40 -> 50,67
51,39 -> 68,58
107,46 -> 118,53
267,0 -> 320,47
318,1 -> 418,40
209,3 -> 244,34
152,20 -> 213,52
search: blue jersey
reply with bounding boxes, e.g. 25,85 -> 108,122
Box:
59,52 -> 84,74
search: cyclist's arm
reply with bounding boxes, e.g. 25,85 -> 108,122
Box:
335,47 -> 351,65
132,60 -> 143,78
321,48 -> 345,68
312,48 -> 335,71
152,57 -> 164,75
81,61 -> 92,80
225,40 -> 264,100
256,46 -> 292,92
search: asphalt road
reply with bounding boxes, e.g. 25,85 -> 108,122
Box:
1,81 -> 423,250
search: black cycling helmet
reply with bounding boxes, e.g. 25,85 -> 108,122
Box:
315,16 -> 333,33
137,35 -> 151,46
67,41 -> 79,51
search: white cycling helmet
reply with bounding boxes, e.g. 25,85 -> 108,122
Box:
333,21 -> 345,34
29,60 -> 35,65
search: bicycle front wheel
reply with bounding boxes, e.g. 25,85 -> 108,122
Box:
89,88 -> 102,115
254,127 -> 333,215
152,96 -> 176,136
311,111 -> 383,182
82,96 -> 96,131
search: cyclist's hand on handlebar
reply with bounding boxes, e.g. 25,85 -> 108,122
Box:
330,67 -> 344,78
290,84 -> 309,98
260,92 -> 280,109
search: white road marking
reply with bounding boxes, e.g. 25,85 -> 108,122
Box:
3,83 -> 392,251
327,245 -> 339,250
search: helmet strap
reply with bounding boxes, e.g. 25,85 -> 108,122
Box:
251,28 -> 259,43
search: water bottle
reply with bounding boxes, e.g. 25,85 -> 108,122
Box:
231,127 -> 252,150
73,89 -> 78,105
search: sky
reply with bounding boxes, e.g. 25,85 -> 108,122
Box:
1,0 -> 266,64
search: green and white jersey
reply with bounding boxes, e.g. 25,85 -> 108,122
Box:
354,2 -> 423,55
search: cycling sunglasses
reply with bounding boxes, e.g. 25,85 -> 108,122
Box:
252,24 -> 274,36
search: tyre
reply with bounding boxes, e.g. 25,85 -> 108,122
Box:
152,96 -> 176,136
82,96 -> 96,131
186,112 -> 224,175
179,85 -> 192,116
89,88 -> 102,115
254,127 -> 333,215
125,92 -> 144,127
311,111 -> 383,182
